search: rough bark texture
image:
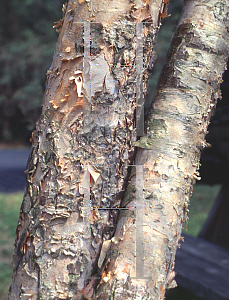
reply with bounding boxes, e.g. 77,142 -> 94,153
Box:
95,0 -> 229,299
9,0 -> 166,299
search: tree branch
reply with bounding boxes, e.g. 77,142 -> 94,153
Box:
95,0 -> 229,299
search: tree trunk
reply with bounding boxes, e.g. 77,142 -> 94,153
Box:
95,0 -> 229,299
9,0 -> 166,299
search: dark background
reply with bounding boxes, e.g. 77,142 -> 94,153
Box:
0,0 -> 65,145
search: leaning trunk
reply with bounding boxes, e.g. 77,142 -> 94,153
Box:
95,0 -> 229,299
9,0 -> 166,299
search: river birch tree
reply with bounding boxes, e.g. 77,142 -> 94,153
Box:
9,0 -> 229,300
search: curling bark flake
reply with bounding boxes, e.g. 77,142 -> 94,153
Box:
95,0 -> 229,299
9,0 -> 166,299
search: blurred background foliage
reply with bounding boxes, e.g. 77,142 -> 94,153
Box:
0,0 -> 183,144
0,0 -> 65,143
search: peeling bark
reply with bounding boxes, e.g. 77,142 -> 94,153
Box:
95,0 -> 229,299
9,1 -> 166,299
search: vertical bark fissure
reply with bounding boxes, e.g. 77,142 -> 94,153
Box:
95,0 -> 229,299
9,1 -> 166,299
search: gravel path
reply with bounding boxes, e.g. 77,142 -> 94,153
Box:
0,148 -> 31,193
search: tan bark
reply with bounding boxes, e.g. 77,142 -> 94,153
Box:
9,1 -> 166,299
95,0 -> 229,299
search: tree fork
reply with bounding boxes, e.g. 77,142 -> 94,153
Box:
9,0 -> 167,299
95,0 -> 229,299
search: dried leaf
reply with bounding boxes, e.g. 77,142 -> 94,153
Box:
53,19 -> 64,28
87,165 -> 100,183
58,292 -> 68,299
159,12 -> 169,19
81,277 -> 97,300
73,99 -> 84,109
91,210 -> 99,222
167,280 -> 177,289
167,270 -> 177,289
52,103 -> 59,110
68,2 -> 75,11
98,240 -> 112,268
65,47 -> 71,52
